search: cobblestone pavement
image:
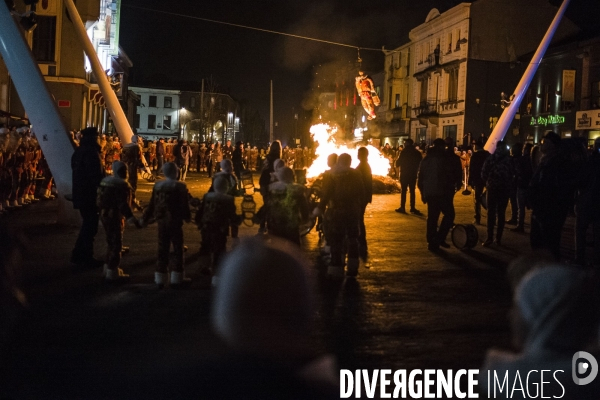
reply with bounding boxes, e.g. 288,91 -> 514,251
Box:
0,172 -> 580,397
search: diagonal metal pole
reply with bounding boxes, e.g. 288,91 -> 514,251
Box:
484,0 -> 571,154
63,0 -> 154,179
0,3 -> 79,224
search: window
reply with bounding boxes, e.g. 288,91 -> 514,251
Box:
388,86 -> 393,108
32,16 -> 56,62
420,79 -> 428,105
395,94 -> 400,109
543,84 -> 550,112
148,115 -> 156,129
163,115 -> 171,130
447,32 -> 453,53
448,68 -> 459,102
164,97 -> 172,108
149,96 -> 157,107
456,29 -> 462,49
443,125 -> 458,144
190,97 -> 196,108
418,127 -> 427,143
134,113 -> 140,130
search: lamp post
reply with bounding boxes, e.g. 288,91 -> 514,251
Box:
227,112 -> 233,144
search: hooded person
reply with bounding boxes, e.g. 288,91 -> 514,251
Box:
208,237 -> 338,398
141,162 -> 192,287
265,167 -> 309,245
121,134 -> 143,209
479,265 -> 600,399
70,127 -> 105,268
97,161 -> 140,281
196,175 -> 241,286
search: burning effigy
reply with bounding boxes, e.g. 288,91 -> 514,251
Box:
306,123 -> 400,194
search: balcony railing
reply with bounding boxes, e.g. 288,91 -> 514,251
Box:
413,101 -> 439,117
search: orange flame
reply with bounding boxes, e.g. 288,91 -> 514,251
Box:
306,123 -> 391,178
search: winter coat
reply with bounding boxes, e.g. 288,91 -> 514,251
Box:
481,152 -> 515,192
397,144 -> 422,182
468,149 -> 490,187
71,135 -> 104,209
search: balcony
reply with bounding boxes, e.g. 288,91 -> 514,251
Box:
413,101 -> 439,117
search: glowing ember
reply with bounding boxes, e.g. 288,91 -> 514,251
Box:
306,123 -> 391,178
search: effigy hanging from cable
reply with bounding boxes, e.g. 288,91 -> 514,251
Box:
355,68 -> 380,120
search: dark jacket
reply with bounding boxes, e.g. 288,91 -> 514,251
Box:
319,166 -> 365,218
71,135 -> 104,209
481,152 -> 515,192
355,161 -> 373,204
468,149 -> 490,187
515,154 -> 533,189
156,141 -> 165,156
397,145 -> 422,182
418,147 -> 462,201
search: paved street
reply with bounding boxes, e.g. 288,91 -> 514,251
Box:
0,172 -> 579,398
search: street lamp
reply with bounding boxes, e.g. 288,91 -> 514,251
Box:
226,112 -> 233,144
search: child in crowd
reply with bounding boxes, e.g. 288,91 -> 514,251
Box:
196,175 -> 241,286
96,161 -> 140,281
141,162 -> 192,288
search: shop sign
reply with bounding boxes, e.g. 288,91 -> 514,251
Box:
576,110 -> 600,130
530,114 -> 565,126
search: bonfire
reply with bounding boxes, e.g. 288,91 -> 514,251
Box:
306,123 -> 400,194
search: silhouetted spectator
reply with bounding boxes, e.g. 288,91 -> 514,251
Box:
355,147 -> 373,260
511,143 -> 533,233
210,237 -> 338,398
575,137 -> 600,267
506,144 -> 521,226
480,265 -> 600,399
528,132 -> 576,260
418,138 -> 462,251
70,127 -> 104,268
396,138 -> 422,214
481,141 -> 515,246
468,141 -> 490,225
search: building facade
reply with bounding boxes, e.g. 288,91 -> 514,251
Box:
0,0 -> 134,132
130,87 -> 181,140
179,90 -> 238,144
378,42 -> 412,147
406,0 -> 580,147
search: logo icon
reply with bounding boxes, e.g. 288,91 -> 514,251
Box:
572,351 -> 598,385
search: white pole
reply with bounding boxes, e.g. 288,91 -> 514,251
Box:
64,0 -> 154,176
0,3 -> 79,224
484,0 -> 571,154
64,0 -> 131,144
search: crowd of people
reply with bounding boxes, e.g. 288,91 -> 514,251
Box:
0,125 -> 55,215
387,133 -> 600,266
2,124 -> 600,399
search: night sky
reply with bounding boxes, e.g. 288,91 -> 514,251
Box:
119,0 -> 598,140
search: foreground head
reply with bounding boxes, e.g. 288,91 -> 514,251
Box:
161,162 -> 179,180
112,161 -> 127,179
273,158 -> 285,172
220,159 -> 233,173
337,153 -> 352,169
269,140 -> 282,159
511,265 -> 600,352
541,131 -> 561,155
212,237 -> 313,357
358,147 -> 369,161
275,166 -> 295,184
80,127 -> 99,143
213,175 -> 229,194
404,138 -> 414,147
327,153 -> 338,169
